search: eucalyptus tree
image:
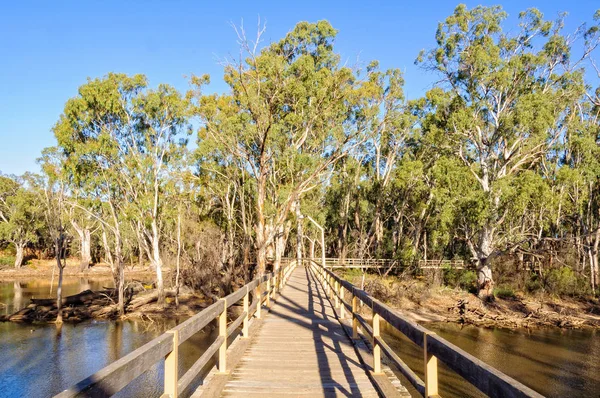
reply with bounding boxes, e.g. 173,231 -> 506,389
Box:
53,73 -> 190,308
353,64 -> 417,258
192,21 -> 379,273
417,5 -> 597,298
0,175 -> 43,267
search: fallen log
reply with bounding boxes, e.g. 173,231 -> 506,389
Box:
30,289 -> 116,306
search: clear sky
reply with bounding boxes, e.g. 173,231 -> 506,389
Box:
1,0 -> 598,176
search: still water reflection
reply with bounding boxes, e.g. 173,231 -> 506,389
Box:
0,279 -> 216,398
2,279 -> 600,397
382,321 -> 600,398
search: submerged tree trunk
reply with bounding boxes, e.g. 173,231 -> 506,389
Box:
55,237 -> 65,324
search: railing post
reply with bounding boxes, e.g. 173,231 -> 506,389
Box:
329,276 -> 334,300
352,291 -> 358,339
372,309 -> 382,374
242,286 -> 249,338
256,282 -> 262,319
266,277 -> 271,307
218,298 -> 227,373
164,330 -> 179,397
334,280 -> 340,308
424,332 -> 439,397
340,285 -> 346,318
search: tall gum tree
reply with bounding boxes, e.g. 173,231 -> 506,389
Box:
417,5 -> 597,298
191,21 -> 379,274
53,73 -> 190,308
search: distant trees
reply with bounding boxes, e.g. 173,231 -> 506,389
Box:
0,175 -> 43,267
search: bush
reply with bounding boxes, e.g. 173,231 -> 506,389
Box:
0,256 -> 15,266
525,275 -> 543,294
443,268 -> 477,293
544,267 -> 587,296
494,286 -> 516,299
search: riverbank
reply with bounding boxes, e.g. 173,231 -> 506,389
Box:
0,259 -> 215,324
342,272 -> 600,329
0,258 -> 158,280
1,285 -> 212,323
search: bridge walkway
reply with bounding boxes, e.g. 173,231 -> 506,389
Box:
219,265 -> 380,397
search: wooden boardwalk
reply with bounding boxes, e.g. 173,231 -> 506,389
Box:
220,265 -> 380,397
56,259 -> 542,398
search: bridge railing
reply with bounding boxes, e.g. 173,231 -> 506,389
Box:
307,259 -> 543,398
55,260 -> 298,398
282,257 -> 400,269
418,259 -> 465,269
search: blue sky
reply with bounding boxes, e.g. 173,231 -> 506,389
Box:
1,0 -> 598,175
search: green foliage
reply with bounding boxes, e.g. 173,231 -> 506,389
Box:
443,268 -> 478,293
494,286 -> 516,299
544,267 -> 587,297
0,256 -> 16,266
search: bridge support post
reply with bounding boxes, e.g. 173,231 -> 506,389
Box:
266,278 -> 271,307
256,284 -> 262,319
243,286 -> 249,338
340,286 -> 346,318
164,329 -> 179,397
218,298 -> 228,373
424,332 -> 439,397
352,292 -> 359,339
372,310 -> 382,374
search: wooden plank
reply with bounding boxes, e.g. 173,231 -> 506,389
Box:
203,265 -> 385,398
174,300 -> 224,344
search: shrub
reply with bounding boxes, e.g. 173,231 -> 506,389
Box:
525,275 -> 543,294
0,256 -> 16,266
494,286 -> 516,299
544,267 -> 587,296
443,268 -> 477,293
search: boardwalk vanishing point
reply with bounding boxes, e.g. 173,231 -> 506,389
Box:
56,259 -> 544,398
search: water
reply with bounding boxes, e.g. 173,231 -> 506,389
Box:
0,278 -> 217,398
382,321 -> 600,398
2,278 -> 599,397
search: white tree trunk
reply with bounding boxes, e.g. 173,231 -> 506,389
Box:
476,225 -> 495,299
80,229 -> 92,271
151,219 -> 164,305
14,243 -> 25,268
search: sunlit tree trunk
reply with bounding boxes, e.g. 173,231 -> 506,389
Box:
14,242 -> 25,268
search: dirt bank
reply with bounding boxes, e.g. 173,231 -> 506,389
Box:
1,286 -> 211,324
0,258 -> 160,280
344,272 -> 600,329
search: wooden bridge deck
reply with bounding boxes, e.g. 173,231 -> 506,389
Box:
220,265 -> 380,397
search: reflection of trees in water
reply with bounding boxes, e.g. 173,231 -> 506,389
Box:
109,322 -> 123,361
13,281 -> 23,311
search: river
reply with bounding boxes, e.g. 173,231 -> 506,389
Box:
1,278 -> 599,397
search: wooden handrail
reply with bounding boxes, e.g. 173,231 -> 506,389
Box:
307,259 -> 544,398
55,260 -> 298,398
